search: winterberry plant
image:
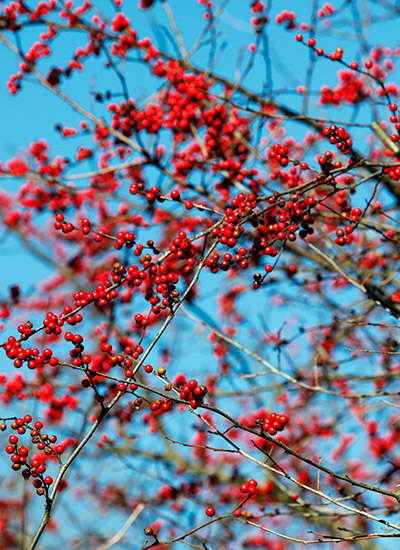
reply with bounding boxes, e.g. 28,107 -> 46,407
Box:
1,1 -> 400,549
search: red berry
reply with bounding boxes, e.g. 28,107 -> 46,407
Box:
280,414 -> 289,425
19,446 -> 28,457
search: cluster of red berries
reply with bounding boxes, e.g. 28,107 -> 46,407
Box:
169,230 -> 195,259
275,9 -> 296,29
2,416 -> 61,496
100,342 -> 153,379
240,478 -> 258,494
114,230 -> 136,250
332,206 -> 362,245
179,379 -> 208,409
295,34 -> 345,61
101,341 -> 143,363
76,146 -> 92,162
80,217 -> 91,234
172,154 -> 200,180
210,207 -> 247,248
108,99 -> 163,136
252,196 -> 316,282
129,182 -> 186,210
268,143 -> 310,185
43,311 -> 63,335
119,264 -> 145,288
17,320 -> 33,339
64,331 -> 88,368
110,261 -> 126,283
294,35 -> 379,110
56,125 -> 78,138
163,71 -> 209,137
320,70 -> 366,107
149,398 -> 171,413
54,213 -> 73,233
147,262 -> 181,309
208,192 -> 317,283
230,191 -> 258,209
73,283 -> 118,309
250,10 -> 268,33
262,412 -> 289,435
335,224 -> 354,246
209,106 -> 251,159
385,164 -> 400,180
144,185 -> 161,205
59,304 -> 82,326
129,182 -> 146,196
206,250 -> 249,274
134,313 -> 149,328
268,142 -> 290,167
322,125 -> 354,156
55,215 -> 137,250
387,102 -> 400,145
3,336 -> 58,370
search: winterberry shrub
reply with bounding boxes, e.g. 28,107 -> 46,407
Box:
1,1 -> 400,548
